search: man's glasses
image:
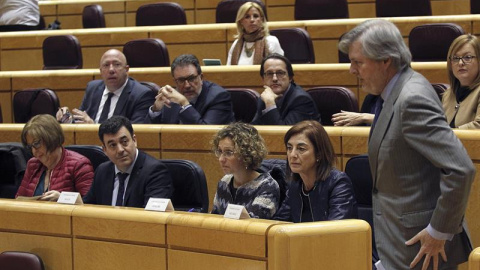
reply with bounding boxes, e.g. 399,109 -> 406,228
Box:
214,149 -> 235,158
101,62 -> 124,70
26,140 -> 42,151
174,74 -> 200,85
264,70 -> 287,79
450,55 -> 477,64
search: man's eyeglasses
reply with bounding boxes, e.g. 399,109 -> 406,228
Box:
26,140 -> 42,151
450,55 -> 477,64
174,74 -> 200,85
101,62 -> 124,70
214,149 -> 235,158
264,70 -> 287,79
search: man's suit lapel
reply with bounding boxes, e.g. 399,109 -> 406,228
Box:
369,68 -> 414,186
193,84 -> 207,114
89,84 -> 105,120
114,78 -> 132,116
123,151 -> 145,205
104,163 -> 116,204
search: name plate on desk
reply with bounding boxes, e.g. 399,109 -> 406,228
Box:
224,204 -> 250,220
57,192 -> 83,205
145,198 -> 174,212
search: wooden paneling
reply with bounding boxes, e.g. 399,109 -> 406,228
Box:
72,204 -> 169,245
0,199 -> 74,235
167,212 -> 278,258
168,249 -> 266,270
74,239 -> 167,270
268,220 -> 372,270
0,232 -> 73,270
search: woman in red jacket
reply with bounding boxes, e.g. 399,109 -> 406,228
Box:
16,114 -> 94,201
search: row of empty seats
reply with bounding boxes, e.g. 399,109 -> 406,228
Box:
73,0 -> 480,29
41,22 -> 465,71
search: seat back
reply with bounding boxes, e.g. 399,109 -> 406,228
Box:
0,251 -> 45,270
123,38 -> 170,68
472,0 -> 480,14
295,0 -> 349,20
42,35 -> 83,70
376,0 -> 431,17
139,81 -> 161,95
409,23 -> 464,62
82,4 -> 106,28
162,159 -> 209,213
226,88 -> 259,123
0,143 -> 32,199
65,145 -> 109,171
257,159 -> 288,206
431,83 -> 450,101
13,89 -> 60,123
344,154 -> 379,265
136,2 -> 187,26
307,86 -> 358,126
270,28 -> 315,64
216,0 -> 267,23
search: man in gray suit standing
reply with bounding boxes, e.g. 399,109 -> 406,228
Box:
339,19 -> 475,270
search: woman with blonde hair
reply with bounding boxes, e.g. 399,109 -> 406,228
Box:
227,2 -> 283,65
443,34 -> 480,128
211,122 -> 280,219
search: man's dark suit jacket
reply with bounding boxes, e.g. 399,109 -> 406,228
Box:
251,82 -> 320,125
145,80 -> 235,124
83,150 -> 173,208
79,77 -> 155,123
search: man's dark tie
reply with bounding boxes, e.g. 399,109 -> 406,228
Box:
99,92 -> 114,123
371,96 -> 384,130
115,172 -> 129,206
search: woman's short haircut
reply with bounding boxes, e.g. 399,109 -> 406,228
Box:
21,114 -> 64,153
284,120 -> 336,182
447,34 -> 480,91
338,19 -> 411,71
235,2 -> 269,39
212,122 -> 267,170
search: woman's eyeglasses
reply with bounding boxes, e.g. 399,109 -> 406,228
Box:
214,149 -> 235,158
26,140 -> 42,151
450,55 -> 477,64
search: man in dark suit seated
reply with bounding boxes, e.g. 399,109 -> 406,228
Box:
83,116 -> 173,208
251,53 -> 320,125
145,54 -> 235,124
56,49 -> 155,124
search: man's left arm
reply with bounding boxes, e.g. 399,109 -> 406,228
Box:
179,90 -> 234,124
400,86 -> 475,269
130,86 -> 156,124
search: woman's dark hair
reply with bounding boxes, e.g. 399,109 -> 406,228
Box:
284,120 -> 336,182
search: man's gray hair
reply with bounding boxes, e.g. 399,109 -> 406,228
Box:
338,19 -> 411,70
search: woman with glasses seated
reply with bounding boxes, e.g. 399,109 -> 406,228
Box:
274,120 -> 357,222
227,2 -> 283,65
211,122 -> 280,219
443,34 -> 480,129
16,114 -> 94,201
